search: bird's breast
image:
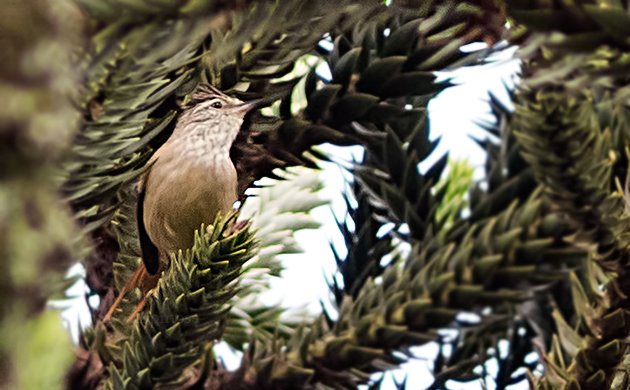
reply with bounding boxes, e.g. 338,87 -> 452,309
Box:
142,152 -> 237,257
172,115 -> 243,158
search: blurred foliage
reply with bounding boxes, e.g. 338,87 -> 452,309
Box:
0,0 -> 83,388
4,310 -> 74,389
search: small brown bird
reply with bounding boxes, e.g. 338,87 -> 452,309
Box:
104,85 -> 258,321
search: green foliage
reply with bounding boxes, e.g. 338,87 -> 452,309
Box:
506,2 -> 630,387
5,310 -> 74,389
225,2 -> 386,193
329,172 -> 395,305
514,80 -> 630,389
244,187 -> 587,388
469,91 -> 537,221
435,159 -> 475,233
0,0 -> 82,388
105,213 -> 257,389
76,0 -> 257,23
230,4 -> 588,389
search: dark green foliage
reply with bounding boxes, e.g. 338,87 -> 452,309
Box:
226,3 -> 386,195
496,2 -> 630,389
329,178 -> 394,306
105,214 -> 257,389
222,5 -> 595,388
76,0 -> 258,23
427,90 -> 584,389
469,91 -> 537,221
505,3 -> 630,386
240,187 -> 588,388
356,115 -> 447,240
231,1 -> 494,199
514,85 -> 630,389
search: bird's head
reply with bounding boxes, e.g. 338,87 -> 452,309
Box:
185,84 -> 259,120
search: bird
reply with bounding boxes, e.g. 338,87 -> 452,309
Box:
103,84 -> 258,322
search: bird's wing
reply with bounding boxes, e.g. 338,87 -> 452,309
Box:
136,153 -> 161,275
137,149 -> 161,193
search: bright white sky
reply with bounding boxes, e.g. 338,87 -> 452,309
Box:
58,47 -> 523,390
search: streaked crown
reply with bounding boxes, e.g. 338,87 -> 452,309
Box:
184,84 -> 255,119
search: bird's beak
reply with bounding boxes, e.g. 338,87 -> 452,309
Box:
233,99 -> 262,115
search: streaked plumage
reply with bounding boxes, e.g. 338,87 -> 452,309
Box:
104,85 -> 256,321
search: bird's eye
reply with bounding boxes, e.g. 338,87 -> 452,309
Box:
211,101 -> 223,109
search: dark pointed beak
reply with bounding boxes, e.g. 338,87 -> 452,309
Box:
233,99 -> 262,115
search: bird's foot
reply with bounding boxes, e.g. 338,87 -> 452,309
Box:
127,288 -> 156,322
102,264 -> 146,323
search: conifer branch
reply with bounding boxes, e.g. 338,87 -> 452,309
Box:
104,213 -> 257,389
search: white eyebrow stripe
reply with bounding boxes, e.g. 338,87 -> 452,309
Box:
208,97 -> 228,104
